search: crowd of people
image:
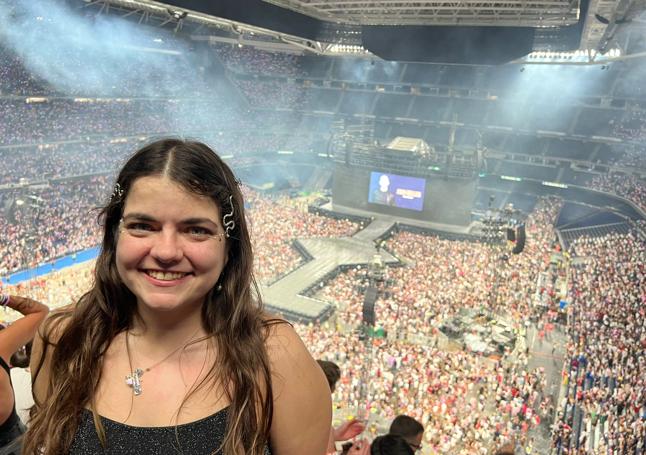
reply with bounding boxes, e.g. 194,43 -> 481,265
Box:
0,142 -> 129,185
552,231 -> 645,454
214,43 -> 304,78
0,178 -> 105,276
611,108 -> 646,145
2,178 -> 644,454
0,46 -> 47,96
0,39 -> 219,98
589,173 -> 646,213
0,99 -> 247,146
299,197 -> 564,453
2,29 -> 645,454
0,178 -> 360,280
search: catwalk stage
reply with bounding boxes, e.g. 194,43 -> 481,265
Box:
260,203 -> 473,322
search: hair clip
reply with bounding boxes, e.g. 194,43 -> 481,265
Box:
111,183 -> 124,202
223,195 -> 235,238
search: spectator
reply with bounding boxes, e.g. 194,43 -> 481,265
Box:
370,434 -> 414,455
389,415 -> 424,453
23,139 -> 332,455
318,359 -> 366,454
0,294 -> 49,454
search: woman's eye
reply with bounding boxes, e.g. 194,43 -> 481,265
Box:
126,223 -> 153,232
186,227 -> 213,238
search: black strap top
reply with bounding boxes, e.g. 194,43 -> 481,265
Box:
0,357 -> 21,447
69,408 -> 272,455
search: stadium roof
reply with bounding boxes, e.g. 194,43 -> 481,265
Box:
262,0 -> 581,27
75,0 -> 646,63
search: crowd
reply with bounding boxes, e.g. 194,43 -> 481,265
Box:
0,38 -> 218,98
298,320 -> 553,453
0,46 -> 48,95
299,197 -> 564,453
0,142 -> 129,185
611,145 -> 646,169
245,190 -> 360,284
0,99 -> 247,146
0,179 -> 359,280
375,198 -> 560,338
589,173 -> 646,213
611,108 -> 646,144
2,179 -> 644,454
0,178 -> 105,276
214,43 -> 303,78
2,31 -> 645,454
552,231 -> 645,454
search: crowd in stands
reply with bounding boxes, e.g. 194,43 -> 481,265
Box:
0,47 -> 48,95
0,178 -> 359,279
0,178 -> 105,276
612,146 -> 646,169
611,108 -> 646,144
233,78 -> 304,110
2,33 -> 645,455
552,232 -> 645,454
0,142 -> 129,184
2,178 -> 644,454
590,173 -> 646,213
214,44 -> 303,78
0,41 -> 220,98
0,99 -> 245,146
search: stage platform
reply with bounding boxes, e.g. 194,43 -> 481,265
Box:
329,203 -> 475,235
261,236 -> 399,322
262,204 -> 473,322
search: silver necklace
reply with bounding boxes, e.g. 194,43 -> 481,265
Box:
125,329 -> 199,396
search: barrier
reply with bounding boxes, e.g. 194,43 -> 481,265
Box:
3,246 -> 100,285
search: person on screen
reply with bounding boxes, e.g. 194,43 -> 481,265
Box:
372,174 -> 395,206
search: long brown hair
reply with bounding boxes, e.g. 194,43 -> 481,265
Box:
24,139 -> 274,454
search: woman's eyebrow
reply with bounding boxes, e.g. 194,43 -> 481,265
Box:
122,214 -> 218,226
180,217 -> 218,226
122,213 -> 156,222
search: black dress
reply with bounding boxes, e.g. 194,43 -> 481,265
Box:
0,357 -> 23,455
69,407 -> 272,454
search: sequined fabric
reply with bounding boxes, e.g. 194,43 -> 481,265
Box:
69,408 -> 271,454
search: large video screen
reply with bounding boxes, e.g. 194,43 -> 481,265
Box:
368,172 -> 426,211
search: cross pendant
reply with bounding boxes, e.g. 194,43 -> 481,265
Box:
125,368 -> 144,396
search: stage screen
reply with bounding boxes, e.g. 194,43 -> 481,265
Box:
368,172 -> 426,211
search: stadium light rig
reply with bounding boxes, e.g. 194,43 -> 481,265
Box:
521,48 -> 622,64
327,43 -> 371,56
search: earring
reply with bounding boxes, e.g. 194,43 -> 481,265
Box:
216,283 -> 222,291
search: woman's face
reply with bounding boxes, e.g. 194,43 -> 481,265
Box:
115,176 -> 228,315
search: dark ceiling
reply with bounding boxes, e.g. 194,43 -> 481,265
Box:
162,0 -> 588,64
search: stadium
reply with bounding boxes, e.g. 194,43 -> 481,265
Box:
0,0 -> 645,453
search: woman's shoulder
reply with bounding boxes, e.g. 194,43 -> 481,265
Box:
30,304 -> 76,402
260,315 -> 332,455
261,316 -> 298,351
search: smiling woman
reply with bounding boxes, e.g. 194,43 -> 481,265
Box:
23,139 -> 332,455
115,176 -> 229,316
